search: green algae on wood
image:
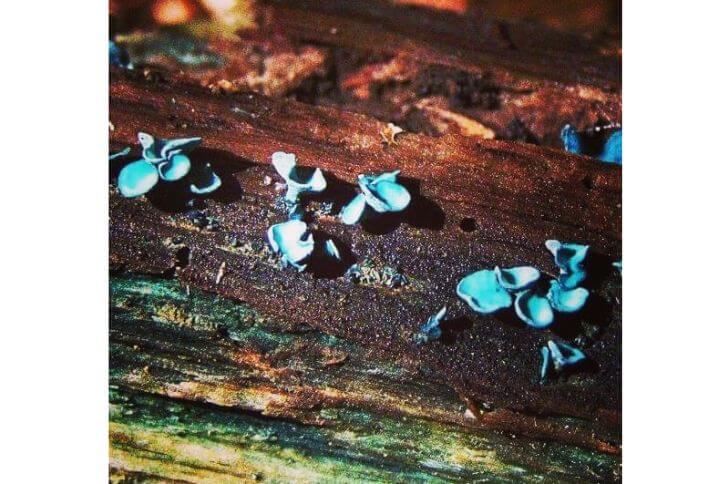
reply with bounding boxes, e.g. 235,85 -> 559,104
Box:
110,275 -> 620,482
110,386 -> 619,483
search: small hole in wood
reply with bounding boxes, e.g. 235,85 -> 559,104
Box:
459,217 -> 478,232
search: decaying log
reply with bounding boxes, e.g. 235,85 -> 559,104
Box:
258,0 -> 621,91
118,13 -> 621,148
110,275 -> 620,481
109,68 -> 621,449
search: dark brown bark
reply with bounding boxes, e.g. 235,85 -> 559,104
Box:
258,0 -> 621,90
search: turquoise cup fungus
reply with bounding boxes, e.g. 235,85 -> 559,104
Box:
117,159 -> 160,198
340,170 -> 411,225
545,239 -> 589,289
540,340 -> 586,381
560,124 -> 581,155
514,290 -> 554,329
158,154 -> 192,182
138,132 -> 202,164
267,220 -> 315,272
546,280 -> 589,313
272,151 -> 327,203
415,305 -> 447,344
560,124 -> 622,164
494,266 -> 540,291
456,269 -> 514,314
599,130 -> 622,164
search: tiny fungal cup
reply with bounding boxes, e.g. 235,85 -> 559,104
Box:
340,170 -> 411,225
271,151 -> 327,203
117,159 -> 160,198
267,220 -> 315,272
494,266 -> 541,291
514,290 -> 555,329
456,269 -> 513,314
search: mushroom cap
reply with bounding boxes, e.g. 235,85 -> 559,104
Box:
545,239 -> 589,275
457,269 -> 513,314
514,289 -> 554,329
190,163 -> 222,195
158,154 -> 192,181
358,170 -> 411,213
560,124 -> 582,154
271,151 -> 326,202
494,266 -> 541,291
266,220 -> 314,271
117,159 -> 159,198
340,193 -> 367,225
547,280 -> 589,313
600,130 -> 622,164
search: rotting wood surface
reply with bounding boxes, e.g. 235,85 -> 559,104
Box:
110,275 -> 621,482
109,70 -> 621,450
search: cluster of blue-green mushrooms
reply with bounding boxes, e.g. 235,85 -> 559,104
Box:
267,153 -> 344,270
340,170 -> 411,225
456,240 -> 590,329
116,133 -> 220,198
267,152 -> 411,270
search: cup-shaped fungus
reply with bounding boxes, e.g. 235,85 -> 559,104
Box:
546,280 -> 589,313
267,220 -> 315,272
138,132 -> 202,164
456,269 -> 513,314
158,154 -> 192,181
514,290 -> 554,329
415,305 -> 447,344
109,40 -> 132,69
560,124 -> 581,155
494,266 -> 540,291
540,340 -> 586,381
599,130 -> 622,164
271,152 -> 327,203
340,170 -> 411,225
560,124 -> 622,164
117,159 -> 160,198
545,239 -> 589,289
